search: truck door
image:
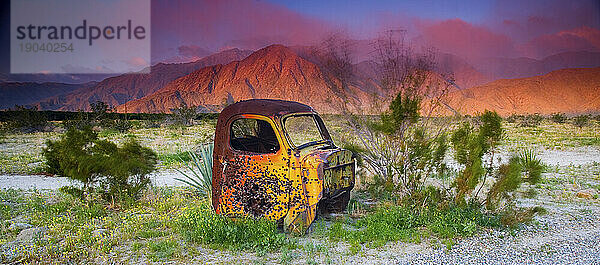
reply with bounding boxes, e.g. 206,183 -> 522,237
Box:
217,115 -> 291,221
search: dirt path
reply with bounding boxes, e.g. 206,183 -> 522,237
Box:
2,148 -> 598,190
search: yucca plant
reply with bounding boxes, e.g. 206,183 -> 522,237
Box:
175,143 -> 214,200
518,149 -> 544,185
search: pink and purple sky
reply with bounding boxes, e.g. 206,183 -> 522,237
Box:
1,0 -> 599,75
151,0 -> 599,63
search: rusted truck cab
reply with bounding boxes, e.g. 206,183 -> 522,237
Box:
212,99 -> 355,234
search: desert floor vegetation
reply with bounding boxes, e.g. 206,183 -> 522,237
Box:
1,113 -> 599,264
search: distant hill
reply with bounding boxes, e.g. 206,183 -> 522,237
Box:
115,45 -> 370,113
473,51 -> 600,81
444,67 -> 600,115
34,48 -> 254,111
0,82 -> 95,110
3,44 -> 599,115
117,46 -> 600,115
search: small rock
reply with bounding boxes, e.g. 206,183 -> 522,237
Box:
15,227 -> 46,242
8,222 -> 32,231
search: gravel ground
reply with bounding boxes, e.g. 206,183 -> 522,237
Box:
392,201 -> 600,265
0,169 -> 186,190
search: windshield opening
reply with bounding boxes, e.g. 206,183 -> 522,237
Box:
283,114 -> 328,148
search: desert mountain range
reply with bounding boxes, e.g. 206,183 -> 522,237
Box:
1,44 -> 599,115
444,67 -> 600,115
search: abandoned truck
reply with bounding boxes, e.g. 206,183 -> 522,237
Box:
211,99 -> 355,234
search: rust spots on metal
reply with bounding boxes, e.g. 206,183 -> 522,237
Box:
212,99 -> 355,234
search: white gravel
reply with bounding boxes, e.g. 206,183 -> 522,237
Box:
0,170 -> 187,190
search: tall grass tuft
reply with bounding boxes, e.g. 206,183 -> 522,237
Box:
175,143 -> 214,200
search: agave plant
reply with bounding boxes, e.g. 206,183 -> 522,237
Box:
175,143 -> 214,200
518,148 -> 544,185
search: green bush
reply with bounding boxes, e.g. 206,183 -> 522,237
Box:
171,102 -> 198,126
573,115 -> 590,128
450,110 -> 503,204
486,156 -> 522,210
177,204 -> 288,252
505,114 -> 521,123
518,149 -> 544,184
63,111 -> 93,130
43,128 -> 157,202
519,113 -> 543,127
110,118 -> 132,133
451,111 -> 543,214
551,113 -> 566,123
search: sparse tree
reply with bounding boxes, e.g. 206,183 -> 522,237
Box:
90,101 -> 110,122
171,102 -> 198,126
317,30 -> 453,202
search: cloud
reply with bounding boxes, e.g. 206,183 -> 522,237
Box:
415,19 -> 517,59
60,64 -> 114,74
151,0 -> 333,63
521,26 -> 600,58
147,0 -> 600,63
125,57 -> 149,67
177,45 -> 210,59
488,0 -> 600,42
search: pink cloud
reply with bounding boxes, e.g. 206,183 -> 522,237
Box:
151,0 -> 332,63
126,57 -> 149,67
521,26 -> 600,58
415,19 -> 517,59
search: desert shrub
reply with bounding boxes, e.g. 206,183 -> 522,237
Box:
505,114 -> 520,123
177,203 -> 288,252
485,156 -> 522,211
90,101 -> 110,121
0,124 -> 6,143
110,118 -> 132,133
5,105 -> 48,132
551,112 -> 566,123
175,143 -> 214,200
345,71 -> 450,203
43,128 -> 157,202
171,102 -> 198,126
450,110 -> 503,204
451,111 -> 544,214
573,114 -> 590,128
519,113 -> 543,127
500,206 -> 546,227
353,98 -> 449,203
63,111 -> 93,130
63,101 -> 124,131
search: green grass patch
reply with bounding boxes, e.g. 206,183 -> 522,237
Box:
327,205 -> 500,254
177,203 -> 291,252
147,239 -> 178,261
158,151 -> 193,167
